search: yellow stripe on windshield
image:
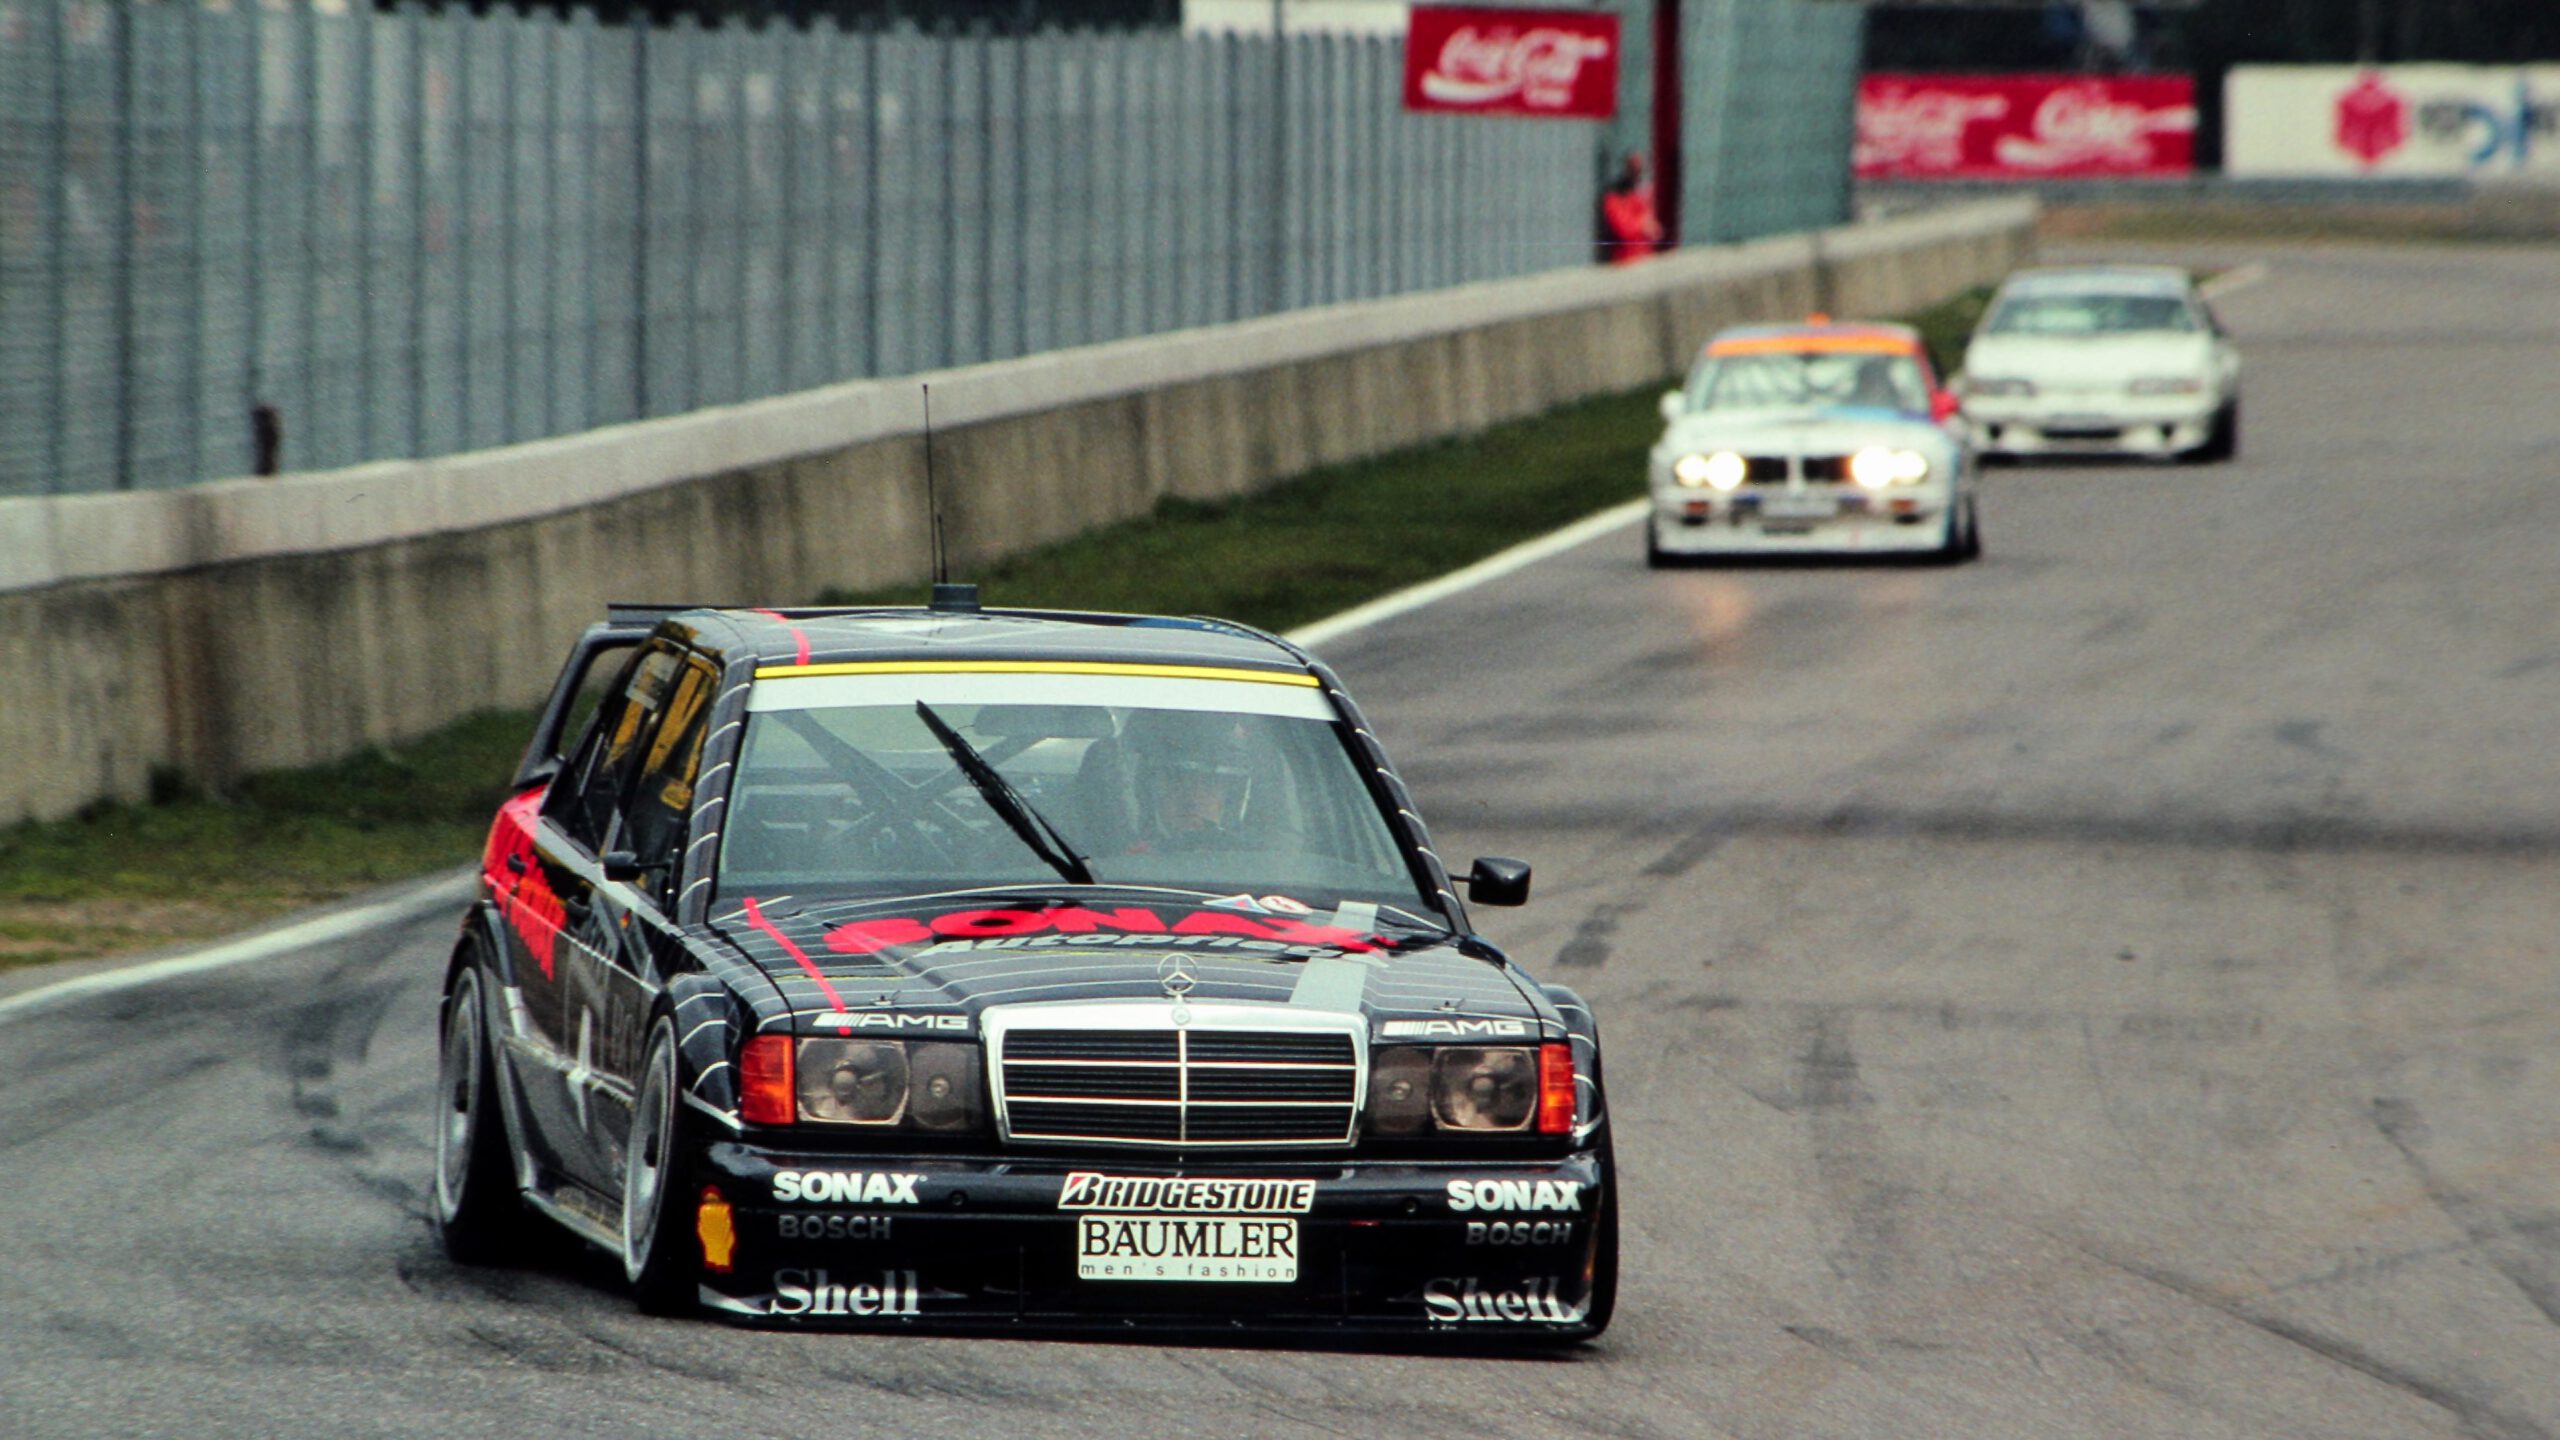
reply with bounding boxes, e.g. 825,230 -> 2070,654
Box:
753,659 -> 1322,686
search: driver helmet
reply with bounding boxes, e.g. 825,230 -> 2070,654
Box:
1118,710 -> 1256,842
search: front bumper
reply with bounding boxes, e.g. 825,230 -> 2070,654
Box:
690,1143 -> 1611,1337
1965,398 -> 2217,457
1650,487 -> 1954,555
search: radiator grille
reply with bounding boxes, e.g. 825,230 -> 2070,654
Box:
996,1027 -> 1360,1148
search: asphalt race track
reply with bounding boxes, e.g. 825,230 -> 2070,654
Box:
4,241 -> 2557,1440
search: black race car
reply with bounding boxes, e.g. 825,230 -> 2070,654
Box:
435,587 -> 1616,1339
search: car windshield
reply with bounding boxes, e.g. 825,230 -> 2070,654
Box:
715,669 -> 1433,912
1681,350 -> 1929,414
1983,291 -> 2197,337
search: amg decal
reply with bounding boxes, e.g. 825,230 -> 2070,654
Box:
1380,1018 -> 1530,1038
1445,1179 -> 1584,1213
770,1268 -> 920,1318
772,1170 -> 924,1205
1422,1276 -> 1587,1325
1058,1173 -> 1316,1215
808,1011 -> 970,1032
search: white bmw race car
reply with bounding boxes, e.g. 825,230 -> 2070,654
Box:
1958,265 -> 2242,462
1646,321 -> 1980,565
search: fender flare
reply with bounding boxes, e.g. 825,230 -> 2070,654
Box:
662,972 -> 749,1119
447,902 -> 517,998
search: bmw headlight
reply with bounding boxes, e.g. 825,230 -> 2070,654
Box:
2128,376 -> 2206,396
1673,451 -> 1748,492
1964,377 -> 2034,398
1849,447 -> 1931,490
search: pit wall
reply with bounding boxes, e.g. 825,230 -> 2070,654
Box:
0,199 -> 2035,824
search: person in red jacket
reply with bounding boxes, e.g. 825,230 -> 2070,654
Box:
1597,150 -> 1664,265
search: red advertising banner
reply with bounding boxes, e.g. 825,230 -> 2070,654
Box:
1403,6 -> 1619,121
1856,74 -> 2197,179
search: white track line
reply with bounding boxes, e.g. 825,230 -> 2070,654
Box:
0,871 -> 473,1023
1287,499 -> 1647,650
4,496 -> 1651,1019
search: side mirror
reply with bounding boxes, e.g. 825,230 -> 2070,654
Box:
1465,856 -> 1532,908
601,849 -> 647,883
1658,391 -> 1684,423
1931,389 -> 1962,424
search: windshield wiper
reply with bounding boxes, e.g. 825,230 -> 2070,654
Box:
912,702 -> 1096,887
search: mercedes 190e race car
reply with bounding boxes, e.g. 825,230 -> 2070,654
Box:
434,589 -> 1615,1340
1647,320 -> 1980,565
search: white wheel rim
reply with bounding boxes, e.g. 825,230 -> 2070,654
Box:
623,1041 -> 674,1280
434,975 -> 482,1223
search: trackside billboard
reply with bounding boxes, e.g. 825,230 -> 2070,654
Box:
1402,5 -> 1619,120
1856,74 -> 2196,180
2226,66 -> 2560,177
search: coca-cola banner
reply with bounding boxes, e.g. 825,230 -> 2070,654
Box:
2225,66 -> 2560,177
1403,6 -> 1619,121
1856,74 -> 2197,180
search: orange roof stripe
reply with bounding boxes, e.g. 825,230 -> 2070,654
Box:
1705,334 -> 1922,358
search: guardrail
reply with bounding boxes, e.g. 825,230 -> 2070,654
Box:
0,197 -> 2037,825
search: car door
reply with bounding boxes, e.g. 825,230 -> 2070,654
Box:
572,653 -> 721,1194
514,644 -> 684,1195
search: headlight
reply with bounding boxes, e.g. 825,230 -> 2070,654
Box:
1368,1047 -> 1434,1136
789,1039 -> 983,1130
1848,447 -> 1931,490
1965,377 -> 2034,398
2128,376 -> 2206,395
1433,1047 -> 1538,1131
1672,451 -> 1748,491
800,1039 -> 908,1124
1367,1044 -> 1578,1137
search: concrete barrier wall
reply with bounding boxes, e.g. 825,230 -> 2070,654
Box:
0,199 -> 2036,824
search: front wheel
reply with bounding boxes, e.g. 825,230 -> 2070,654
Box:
2192,400 -> 2240,463
1644,517 -> 1674,569
434,963 -> 528,1265
623,1019 -> 699,1316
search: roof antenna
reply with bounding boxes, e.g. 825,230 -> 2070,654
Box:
921,384 -> 980,614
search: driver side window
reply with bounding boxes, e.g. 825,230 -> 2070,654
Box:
544,646 -> 681,856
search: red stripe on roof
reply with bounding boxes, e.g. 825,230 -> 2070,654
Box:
742,895 -> 847,1026
751,609 -> 812,666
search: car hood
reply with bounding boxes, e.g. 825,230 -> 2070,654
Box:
1962,334 -> 2215,386
709,893 -> 1547,1037
1655,407 -> 1948,455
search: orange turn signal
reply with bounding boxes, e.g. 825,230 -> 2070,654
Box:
740,1034 -> 795,1125
1536,1043 -> 1576,1135
696,1185 -> 737,1275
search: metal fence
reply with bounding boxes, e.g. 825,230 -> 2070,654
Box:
1680,0 -> 1864,245
0,6 -> 1591,496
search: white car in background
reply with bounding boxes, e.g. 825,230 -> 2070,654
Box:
1958,266 -> 2241,462
1646,320 -> 1979,565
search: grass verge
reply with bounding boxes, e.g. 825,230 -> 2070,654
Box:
0,286 -> 1994,971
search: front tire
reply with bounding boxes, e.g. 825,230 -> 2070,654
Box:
2193,400 -> 2239,463
1644,516 -> 1675,569
434,964 -> 528,1265
623,1019 -> 699,1316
